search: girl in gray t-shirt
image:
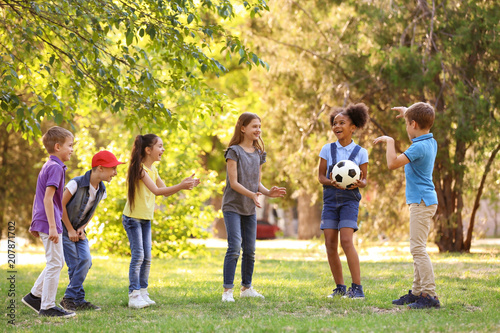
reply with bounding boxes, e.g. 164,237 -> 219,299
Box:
221,112 -> 286,302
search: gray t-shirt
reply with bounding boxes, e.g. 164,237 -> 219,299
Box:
222,145 -> 266,215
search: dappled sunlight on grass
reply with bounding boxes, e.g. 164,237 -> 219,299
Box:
2,239 -> 499,332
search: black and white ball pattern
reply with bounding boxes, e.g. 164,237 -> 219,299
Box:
331,160 -> 361,189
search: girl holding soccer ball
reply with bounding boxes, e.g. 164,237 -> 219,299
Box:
318,103 -> 369,299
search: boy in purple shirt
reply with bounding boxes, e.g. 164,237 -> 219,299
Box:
22,126 -> 76,318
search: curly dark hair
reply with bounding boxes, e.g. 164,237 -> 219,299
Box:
329,103 -> 370,129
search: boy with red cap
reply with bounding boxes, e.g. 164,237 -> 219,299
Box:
59,151 -> 123,311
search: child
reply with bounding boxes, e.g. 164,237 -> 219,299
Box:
221,112 -> 286,302
123,134 -> 200,308
373,102 -> 440,309
22,126 -> 76,318
60,151 -> 123,311
318,103 -> 369,299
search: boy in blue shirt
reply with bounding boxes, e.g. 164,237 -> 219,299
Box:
60,151 -> 123,311
373,102 -> 440,309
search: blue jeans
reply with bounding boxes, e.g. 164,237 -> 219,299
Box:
223,211 -> 257,289
62,234 -> 92,304
122,215 -> 152,293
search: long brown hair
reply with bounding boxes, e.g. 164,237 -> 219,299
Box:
227,112 -> 265,153
127,134 -> 159,210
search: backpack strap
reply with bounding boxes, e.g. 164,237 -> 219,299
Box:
327,143 -> 337,179
348,145 -> 361,162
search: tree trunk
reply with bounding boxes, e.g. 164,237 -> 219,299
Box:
0,128 -> 9,240
297,193 -> 321,239
283,206 -> 297,238
464,142 -> 500,251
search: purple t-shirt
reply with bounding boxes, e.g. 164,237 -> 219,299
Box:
30,155 -> 67,234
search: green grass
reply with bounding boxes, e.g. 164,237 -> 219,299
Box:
2,241 -> 500,332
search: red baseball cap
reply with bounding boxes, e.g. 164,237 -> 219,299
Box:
92,151 -> 124,168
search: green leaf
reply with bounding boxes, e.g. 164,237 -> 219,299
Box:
187,14 -> 194,24
126,30 -> 134,46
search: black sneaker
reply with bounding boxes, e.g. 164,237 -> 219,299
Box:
392,290 -> 419,305
342,283 -> 365,299
407,294 -> 441,309
60,298 -> 77,311
76,301 -> 101,311
22,293 -> 41,313
327,284 -> 347,298
39,306 -> 76,318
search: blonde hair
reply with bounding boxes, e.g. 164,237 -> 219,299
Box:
42,126 -> 73,153
227,113 -> 265,154
405,102 -> 435,130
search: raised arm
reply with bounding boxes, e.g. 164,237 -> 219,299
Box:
141,171 -> 199,197
373,136 -> 410,170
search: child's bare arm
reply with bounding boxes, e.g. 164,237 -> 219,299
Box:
29,195 -> 39,238
142,171 -> 199,197
373,136 -> 410,170
61,188 -> 79,242
43,186 -> 59,243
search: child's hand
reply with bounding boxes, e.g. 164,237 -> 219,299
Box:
373,136 -> 394,145
268,186 -> 286,198
348,171 -> 365,189
29,228 -> 39,238
48,226 -> 59,243
392,106 -> 407,119
329,172 -> 345,189
68,228 -> 79,242
77,227 -> 86,240
181,173 -> 199,190
252,192 -> 263,208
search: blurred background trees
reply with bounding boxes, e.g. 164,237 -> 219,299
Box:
1,0 -> 498,253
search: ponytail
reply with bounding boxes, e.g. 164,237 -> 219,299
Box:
127,134 -> 159,210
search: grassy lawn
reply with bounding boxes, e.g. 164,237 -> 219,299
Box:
2,240 -> 499,332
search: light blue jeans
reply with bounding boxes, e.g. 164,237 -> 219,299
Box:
62,233 -> 92,304
223,211 -> 257,289
122,215 -> 152,293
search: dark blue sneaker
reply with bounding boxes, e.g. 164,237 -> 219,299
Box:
407,294 -> 440,309
392,290 -> 419,305
22,293 -> 41,313
327,284 -> 347,298
342,283 -> 365,299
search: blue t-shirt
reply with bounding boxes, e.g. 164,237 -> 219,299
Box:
319,140 -> 368,176
403,133 -> 438,206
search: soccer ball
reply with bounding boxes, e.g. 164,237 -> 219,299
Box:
331,160 -> 361,189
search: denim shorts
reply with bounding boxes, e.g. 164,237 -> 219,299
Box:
321,187 -> 360,232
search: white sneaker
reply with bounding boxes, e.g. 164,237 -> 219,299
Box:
128,290 -> 149,308
140,288 -> 156,305
222,289 -> 235,302
240,287 -> 265,299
